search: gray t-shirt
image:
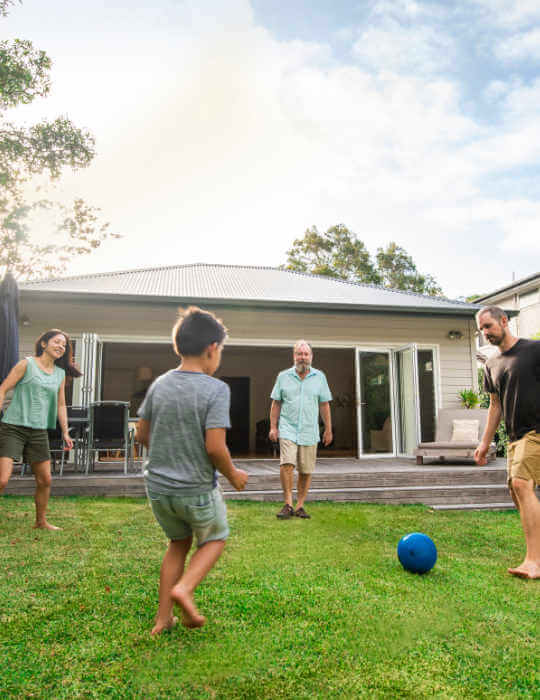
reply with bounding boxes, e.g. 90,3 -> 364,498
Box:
138,369 -> 231,495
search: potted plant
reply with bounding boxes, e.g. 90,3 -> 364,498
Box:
459,388 -> 480,409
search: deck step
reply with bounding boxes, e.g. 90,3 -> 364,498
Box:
432,503 -> 516,511
219,469 -> 507,491
3,458 -> 516,508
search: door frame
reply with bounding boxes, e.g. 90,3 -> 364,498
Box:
71,333 -> 441,458
393,343 -> 420,458
355,343 -> 441,458
355,347 -> 397,459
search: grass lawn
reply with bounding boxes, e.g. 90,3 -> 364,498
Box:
0,497 -> 538,699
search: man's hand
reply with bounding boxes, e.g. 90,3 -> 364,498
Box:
230,468 -> 248,491
323,428 -> 333,446
269,427 -> 279,443
474,442 -> 490,466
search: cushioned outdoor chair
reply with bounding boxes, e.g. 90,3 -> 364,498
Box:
414,408 -> 496,464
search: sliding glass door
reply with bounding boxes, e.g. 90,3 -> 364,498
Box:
356,345 -> 437,457
72,333 -> 103,406
394,344 -> 420,456
356,350 -> 394,456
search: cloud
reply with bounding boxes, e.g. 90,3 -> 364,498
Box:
469,0 -> 540,29
496,28 -> 540,61
351,0 -> 455,76
4,0 -> 540,296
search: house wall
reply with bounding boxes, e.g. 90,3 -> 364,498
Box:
488,292 -> 540,338
18,296 -> 477,412
477,277 -> 540,339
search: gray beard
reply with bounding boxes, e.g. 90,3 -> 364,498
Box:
296,363 -> 310,374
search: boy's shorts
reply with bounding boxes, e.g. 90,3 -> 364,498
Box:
0,422 -> 50,464
506,430 -> 540,486
279,438 -> 317,474
146,486 -> 229,545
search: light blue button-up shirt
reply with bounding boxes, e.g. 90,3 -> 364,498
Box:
270,366 -> 332,446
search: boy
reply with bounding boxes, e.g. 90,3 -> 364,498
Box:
135,307 -> 248,634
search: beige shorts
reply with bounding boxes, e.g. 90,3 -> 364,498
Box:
279,438 -> 317,474
506,430 -> 540,486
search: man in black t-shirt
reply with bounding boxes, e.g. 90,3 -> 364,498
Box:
474,305 -> 540,580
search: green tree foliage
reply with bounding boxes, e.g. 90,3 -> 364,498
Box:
283,224 -> 382,284
0,1 -> 119,280
283,225 -> 443,295
376,242 -> 442,296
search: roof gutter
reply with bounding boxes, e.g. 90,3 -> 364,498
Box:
19,288 -> 487,317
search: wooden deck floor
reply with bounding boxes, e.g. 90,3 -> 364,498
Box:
3,457 -> 515,510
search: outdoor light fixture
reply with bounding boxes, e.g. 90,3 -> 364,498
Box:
447,330 -> 463,340
20,314 -> 31,327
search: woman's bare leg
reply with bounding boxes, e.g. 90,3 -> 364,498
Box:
0,456 -> 14,494
31,460 -> 60,530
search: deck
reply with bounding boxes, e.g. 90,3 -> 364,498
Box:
3,457 -> 515,510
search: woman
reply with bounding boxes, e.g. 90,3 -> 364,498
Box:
0,329 -> 81,530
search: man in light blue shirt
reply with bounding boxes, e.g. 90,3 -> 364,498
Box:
269,340 -> 332,520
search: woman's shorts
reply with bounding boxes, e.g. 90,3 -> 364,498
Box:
146,486 -> 229,546
0,422 -> 50,464
507,430 -> 540,486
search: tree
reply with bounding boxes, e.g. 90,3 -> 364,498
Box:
283,225 -> 443,295
283,224 -> 382,285
0,1 -> 119,280
376,242 -> 442,296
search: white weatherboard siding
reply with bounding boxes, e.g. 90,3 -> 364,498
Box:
19,297 -> 475,409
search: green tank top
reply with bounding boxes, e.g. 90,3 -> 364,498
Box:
2,357 -> 65,430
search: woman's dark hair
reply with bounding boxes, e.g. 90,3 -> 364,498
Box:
172,307 -> 227,357
35,329 -> 82,378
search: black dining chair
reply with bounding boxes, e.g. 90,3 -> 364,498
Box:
86,401 -> 131,474
67,405 -> 88,472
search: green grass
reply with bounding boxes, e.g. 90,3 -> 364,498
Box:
0,497 -> 538,699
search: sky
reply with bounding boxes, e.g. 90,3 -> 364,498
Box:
3,0 -> 540,298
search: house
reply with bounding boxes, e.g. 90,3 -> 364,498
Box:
474,272 -> 540,340
19,263 -> 483,459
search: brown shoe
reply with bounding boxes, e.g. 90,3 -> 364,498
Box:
276,504 -> 294,519
294,507 -> 311,519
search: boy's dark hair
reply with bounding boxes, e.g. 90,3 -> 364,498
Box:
172,307 -> 227,357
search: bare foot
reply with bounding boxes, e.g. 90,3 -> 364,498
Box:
151,615 -> 179,636
508,561 -> 540,579
171,585 -> 206,628
33,521 -> 62,531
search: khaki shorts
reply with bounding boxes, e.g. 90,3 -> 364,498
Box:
0,422 -> 50,464
146,486 -> 229,545
279,438 -> 317,474
506,430 -> 540,486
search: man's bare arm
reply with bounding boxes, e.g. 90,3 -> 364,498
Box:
474,394 -> 502,465
269,400 -> 281,442
319,401 -> 333,446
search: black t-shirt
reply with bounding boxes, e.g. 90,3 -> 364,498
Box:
483,338 -> 540,442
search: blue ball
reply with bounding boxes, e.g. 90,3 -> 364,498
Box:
397,532 -> 437,574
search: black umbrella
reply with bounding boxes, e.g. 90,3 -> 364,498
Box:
0,271 -> 20,384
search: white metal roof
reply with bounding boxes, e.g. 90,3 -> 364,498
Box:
20,263 -> 481,315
